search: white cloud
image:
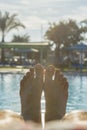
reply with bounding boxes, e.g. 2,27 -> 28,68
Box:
61,6 -> 87,22
22,16 -> 47,29
0,0 -> 87,41
21,0 -> 30,5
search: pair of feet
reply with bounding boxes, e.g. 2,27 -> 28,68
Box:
20,64 -> 68,123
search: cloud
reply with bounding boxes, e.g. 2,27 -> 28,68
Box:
22,16 -> 47,29
21,0 -> 30,5
60,6 -> 87,22
0,0 -> 87,41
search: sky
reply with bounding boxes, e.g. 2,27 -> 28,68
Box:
0,0 -> 87,42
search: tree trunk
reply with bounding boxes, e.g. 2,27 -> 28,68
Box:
1,49 -> 5,64
55,47 -> 61,67
1,32 -> 5,64
2,31 -> 5,43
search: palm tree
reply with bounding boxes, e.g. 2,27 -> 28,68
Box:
0,11 -> 25,63
0,11 -> 25,42
12,34 -> 30,42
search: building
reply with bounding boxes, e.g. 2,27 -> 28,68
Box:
0,42 -> 49,66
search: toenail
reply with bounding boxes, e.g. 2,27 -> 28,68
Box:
48,65 -> 55,71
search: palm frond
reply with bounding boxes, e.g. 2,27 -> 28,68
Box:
6,22 -> 25,33
0,11 -> 25,42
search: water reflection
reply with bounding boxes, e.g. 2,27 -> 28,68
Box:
66,75 -> 87,112
0,73 -> 23,112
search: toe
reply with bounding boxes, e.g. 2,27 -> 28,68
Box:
45,65 -> 55,80
55,69 -> 64,81
26,71 -> 30,77
20,76 -> 26,96
29,67 -> 34,79
34,64 -> 44,79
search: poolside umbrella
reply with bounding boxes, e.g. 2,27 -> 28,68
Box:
67,42 -> 87,71
67,42 -> 87,51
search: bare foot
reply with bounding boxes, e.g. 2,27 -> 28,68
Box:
44,65 -> 68,122
20,64 -> 44,122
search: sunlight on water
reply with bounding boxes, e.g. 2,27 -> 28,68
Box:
41,91 -> 46,112
65,74 -> 87,112
41,91 -> 45,128
0,73 -> 23,112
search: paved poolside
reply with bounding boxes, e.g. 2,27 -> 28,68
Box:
0,66 -> 87,76
0,67 -> 29,73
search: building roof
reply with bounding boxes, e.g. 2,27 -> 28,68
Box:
0,42 -> 49,50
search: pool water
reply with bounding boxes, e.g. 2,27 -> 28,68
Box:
65,74 -> 87,112
0,73 -> 87,113
0,73 -> 23,112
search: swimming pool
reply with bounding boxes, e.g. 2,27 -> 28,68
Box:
65,73 -> 87,112
0,72 -> 87,113
0,73 -> 23,112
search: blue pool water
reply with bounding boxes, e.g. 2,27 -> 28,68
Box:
0,73 -> 23,112
0,72 -> 87,113
65,73 -> 87,112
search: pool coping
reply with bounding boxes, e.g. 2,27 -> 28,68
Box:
63,71 -> 87,76
0,68 -> 29,74
0,68 -> 87,75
